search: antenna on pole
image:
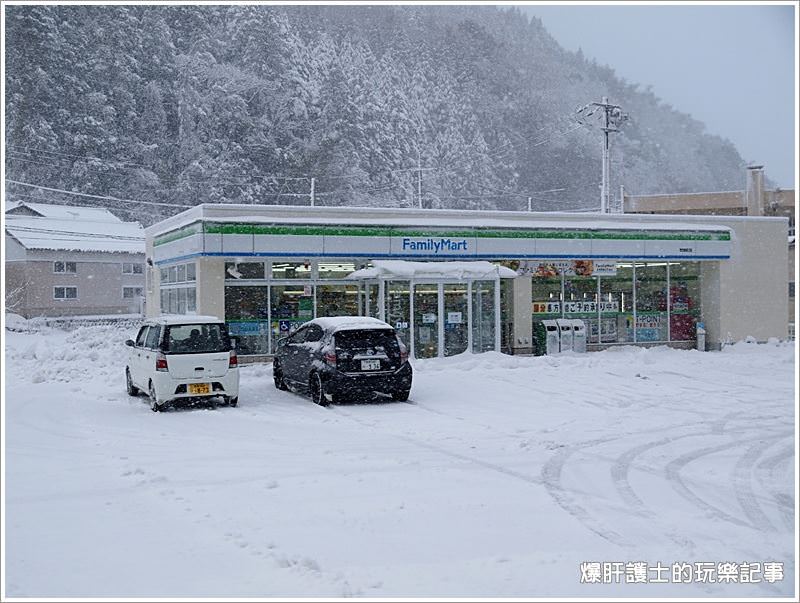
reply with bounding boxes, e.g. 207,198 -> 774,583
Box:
577,97 -> 628,213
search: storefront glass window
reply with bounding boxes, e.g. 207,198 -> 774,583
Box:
225,262 -> 265,280
318,262 -> 357,279
532,274 -> 562,324
635,263 -> 668,342
444,283 -> 469,356
602,264 -> 633,343
385,281 -> 411,348
413,283 -> 439,358
471,280 -> 496,353
564,274 -> 598,342
367,283 -> 380,318
225,286 -> 269,355
669,262 -> 701,341
271,262 -> 312,280
317,284 -> 359,317
270,285 -> 313,351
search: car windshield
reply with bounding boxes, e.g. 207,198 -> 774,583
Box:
334,329 -> 399,354
163,324 -> 230,354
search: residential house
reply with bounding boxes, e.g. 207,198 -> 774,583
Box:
5,201 -> 146,318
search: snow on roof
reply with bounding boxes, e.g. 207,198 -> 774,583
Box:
5,214 -> 145,254
306,316 -> 393,332
6,201 -> 124,223
145,204 -> 737,237
348,260 -> 517,280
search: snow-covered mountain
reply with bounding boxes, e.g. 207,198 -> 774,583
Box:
5,5 -> 748,225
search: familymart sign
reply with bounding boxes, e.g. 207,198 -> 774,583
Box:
152,221 -> 731,264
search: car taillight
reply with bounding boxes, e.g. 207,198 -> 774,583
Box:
155,353 -> 168,372
397,336 -> 408,364
229,349 -> 238,368
324,349 -> 337,367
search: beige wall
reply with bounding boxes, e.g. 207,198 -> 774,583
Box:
624,191 -> 746,214
511,274 -> 533,354
196,257 -> 225,320
6,255 -> 145,318
703,217 -> 789,347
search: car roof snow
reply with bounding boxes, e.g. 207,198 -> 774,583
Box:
306,316 -> 394,333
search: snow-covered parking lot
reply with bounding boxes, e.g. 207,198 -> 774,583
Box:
3,323 -> 796,598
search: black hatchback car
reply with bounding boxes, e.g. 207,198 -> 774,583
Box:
272,317 -> 412,406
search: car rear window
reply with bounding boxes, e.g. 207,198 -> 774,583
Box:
163,323 -> 230,354
334,329 -> 399,354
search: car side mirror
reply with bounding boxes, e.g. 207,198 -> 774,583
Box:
125,339 -> 135,347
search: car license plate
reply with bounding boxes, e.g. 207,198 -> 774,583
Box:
361,359 -> 381,371
188,383 -> 210,395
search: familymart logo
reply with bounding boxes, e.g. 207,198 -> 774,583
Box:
402,237 -> 468,253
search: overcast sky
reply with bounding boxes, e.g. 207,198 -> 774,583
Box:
521,3 -> 796,189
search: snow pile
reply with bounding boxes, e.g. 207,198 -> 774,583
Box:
6,324 -> 135,385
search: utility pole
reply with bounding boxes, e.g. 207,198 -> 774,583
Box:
577,97 -> 628,214
309,177 -> 315,207
417,149 -> 422,209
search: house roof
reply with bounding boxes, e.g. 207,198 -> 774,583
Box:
5,201 -> 124,223
5,202 -> 144,254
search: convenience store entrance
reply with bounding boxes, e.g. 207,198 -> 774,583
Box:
349,261 -> 516,359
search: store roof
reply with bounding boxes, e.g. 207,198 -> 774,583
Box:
145,204 -> 741,237
348,260 -> 518,280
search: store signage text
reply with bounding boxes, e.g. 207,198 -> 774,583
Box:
518,260 -> 618,277
402,238 -> 468,253
533,301 -> 620,314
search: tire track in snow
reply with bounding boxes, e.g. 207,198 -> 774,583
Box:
755,443 -> 795,531
664,432 -> 793,530
732,439 -> 781,533
540,437 -> 632,547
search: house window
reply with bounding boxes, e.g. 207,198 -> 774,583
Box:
53,261 -> 77,274
123,287 -> 144,299
122,262 -> 143,274
54,286 -> 78,299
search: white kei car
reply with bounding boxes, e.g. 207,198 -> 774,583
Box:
125,315 -> 240,412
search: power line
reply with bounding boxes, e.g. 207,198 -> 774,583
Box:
5,180 -> 194,209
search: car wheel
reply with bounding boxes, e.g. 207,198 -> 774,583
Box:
149,382 -> 162,412
228,396 -> 238,407
273,361 -> 288,391
126,368 -> 139,396
310,373 -> 331,407
392,389 -> 410,402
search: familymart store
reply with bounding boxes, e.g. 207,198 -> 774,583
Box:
145,204 -> 788,359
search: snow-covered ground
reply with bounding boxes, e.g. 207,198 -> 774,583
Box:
3,323 -> 796,597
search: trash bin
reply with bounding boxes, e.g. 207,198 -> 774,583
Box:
570,319 -> 587,353
544,319 -> 560,354
696,321 -> 706,352
556,318 -> 574,353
